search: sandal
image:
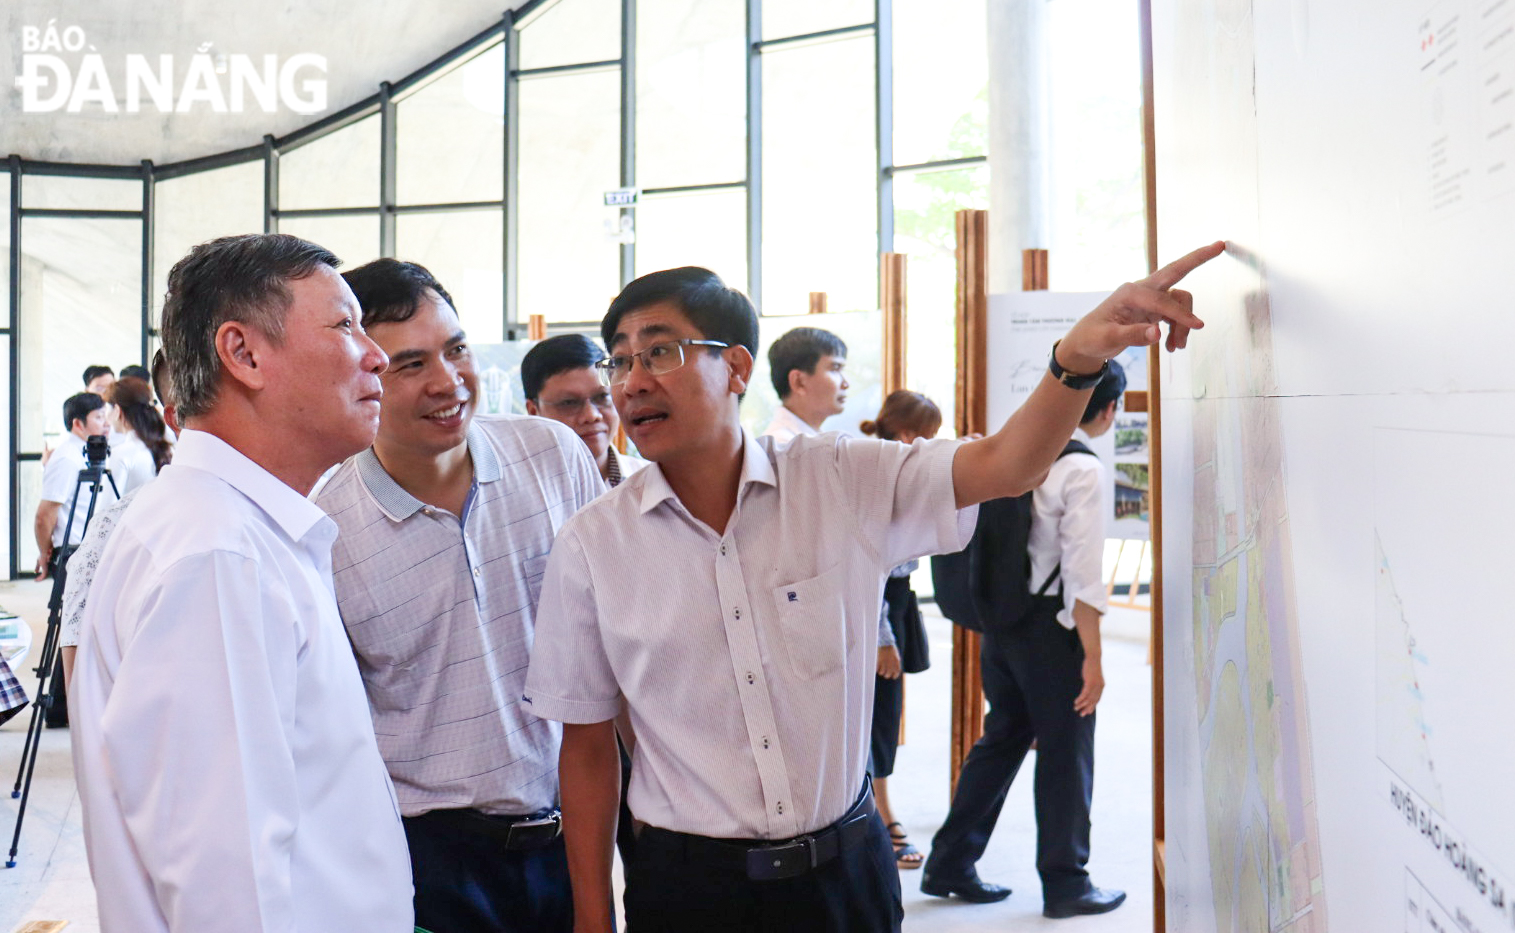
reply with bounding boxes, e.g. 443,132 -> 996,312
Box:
887,821 -> 925,870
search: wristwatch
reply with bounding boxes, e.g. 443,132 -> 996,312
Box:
1048,340 -> 1108,390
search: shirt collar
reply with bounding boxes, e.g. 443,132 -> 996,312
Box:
171,429 -> 331,543
1073,426 -> 1094,445
772,405 -> 818,437
637,430 -> 777,516
355,420 -> 500,521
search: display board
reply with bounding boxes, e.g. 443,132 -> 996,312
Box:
987,290 -> 1149,539
1153,1 -> 1515,930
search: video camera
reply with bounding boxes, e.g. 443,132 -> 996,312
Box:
84,433 -> 109,469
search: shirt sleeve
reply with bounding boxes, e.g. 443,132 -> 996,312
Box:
877,597 -> 896,648
834,436 -> 977,570
39,446 -> 78,505
1055,458 -> 1108,625
524,529 -> 621,724
100,550 -> 303,932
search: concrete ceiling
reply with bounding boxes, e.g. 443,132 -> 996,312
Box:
0,0 -> 536,166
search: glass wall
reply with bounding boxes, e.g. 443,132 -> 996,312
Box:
516,68 -> 623,323
153,161 -> 265,321
0,181 -> 10,574
0,0 -> 1016,575
761,34 -> 877,315
1046,0 -> 1146,289
18,208 -> 143,573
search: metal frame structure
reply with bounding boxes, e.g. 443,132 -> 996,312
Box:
0,0 -> 988,578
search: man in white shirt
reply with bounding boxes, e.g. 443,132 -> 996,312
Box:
69,233 -> 414,933
922,361 -> 1129,919
522,333 -> 650,487
760,326 -> 848,444
316,259 -> 602,933
34,392 -> 119,580
525,244 -> 1221,933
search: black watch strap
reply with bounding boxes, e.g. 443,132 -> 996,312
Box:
1048,340 -> 1108,390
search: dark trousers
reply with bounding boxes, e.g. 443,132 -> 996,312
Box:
926,598 -> 1095,903
403,811 -> 573,933
869,672 -> 903,779
625,812 -> 902,932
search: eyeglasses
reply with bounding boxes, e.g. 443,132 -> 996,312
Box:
594,338 -> 731,386
540,391 -> 614,416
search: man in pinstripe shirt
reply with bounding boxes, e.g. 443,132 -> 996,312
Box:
316,259 -> 602,933
526,245 -> 1222,933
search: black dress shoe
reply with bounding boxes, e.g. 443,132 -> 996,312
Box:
1043,887 -> 1126,918
920,874 -> 1012,903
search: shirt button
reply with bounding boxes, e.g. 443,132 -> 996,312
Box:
472,567 -> 481,577
746,672 -> 755,684
762,736 -> 770,749
776,802 -> 784,815
734,608 -> 741,619
720,544 -> 727,555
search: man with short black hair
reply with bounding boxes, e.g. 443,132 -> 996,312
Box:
317,258 -> 602,933
523,333 -> 649,486
82,365 -> 114,396
762,326 -> 849,444
70,233 -> 414,933
526,245 -> 1222,933
922,361 -> 1129,919
34,392 -> 118,580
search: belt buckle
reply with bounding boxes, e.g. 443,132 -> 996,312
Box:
748,834 -> 816,880
505,810 -> 561,848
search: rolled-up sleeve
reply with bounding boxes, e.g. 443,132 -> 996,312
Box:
1056,461 -> 1108,625
524,529 -> 621,724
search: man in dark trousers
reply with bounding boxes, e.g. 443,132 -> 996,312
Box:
923,361 -> 1128,919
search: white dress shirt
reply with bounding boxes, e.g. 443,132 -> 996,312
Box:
1028,426 -> 1108,629
760,404 -> 819,446
525,432 -> 975,840
40,432 -> 122,548
317,415 -> 603,817
69,430 -> 413,933
108,429 -> 158,493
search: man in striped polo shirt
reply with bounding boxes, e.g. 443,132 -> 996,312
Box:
316,259 -> 602,933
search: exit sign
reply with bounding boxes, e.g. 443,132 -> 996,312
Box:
604,188 -> 640,207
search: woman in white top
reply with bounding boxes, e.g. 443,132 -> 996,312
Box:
106,376 -> 172,493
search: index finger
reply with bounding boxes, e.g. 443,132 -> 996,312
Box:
1144,240 -> 1226,291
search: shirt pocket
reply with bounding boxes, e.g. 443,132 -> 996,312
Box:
523,553 -> 551,607
771,564 -> 850,680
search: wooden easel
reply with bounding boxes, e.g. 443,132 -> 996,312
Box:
948,210 -> 990,794
1139,0 -> 1169,925
947,220 -> 1054,795
880,253 -> 908,744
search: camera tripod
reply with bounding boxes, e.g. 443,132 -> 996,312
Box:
6,438 -> 118,868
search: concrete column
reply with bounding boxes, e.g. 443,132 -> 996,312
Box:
987,0 -> 1049,294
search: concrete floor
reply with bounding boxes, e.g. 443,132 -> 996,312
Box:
0,577 -> 1156,933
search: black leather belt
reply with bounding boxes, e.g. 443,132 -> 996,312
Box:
409,806 -> 562,851
638,785 -> 877,882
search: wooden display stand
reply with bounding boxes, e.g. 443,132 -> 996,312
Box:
880,253 -> 908,744
948,210 -> 989,794
808,291 -> 828,315
527,313 -> 546,341
1140,0 -> 1169,925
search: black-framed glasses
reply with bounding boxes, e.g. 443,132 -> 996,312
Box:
594,339 -> 731,386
